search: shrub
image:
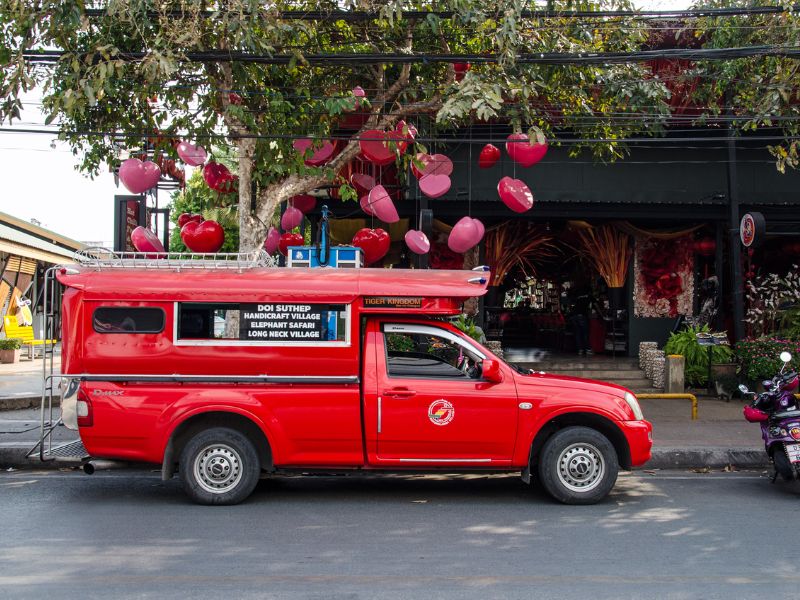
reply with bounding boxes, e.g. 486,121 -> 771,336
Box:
0,338 -> 22,351
663,324 -> 733,386
735,338 -> 800,382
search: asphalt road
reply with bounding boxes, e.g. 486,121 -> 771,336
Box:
1,469 -> 798,600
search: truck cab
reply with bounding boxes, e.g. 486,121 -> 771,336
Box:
45,253 -> 651,506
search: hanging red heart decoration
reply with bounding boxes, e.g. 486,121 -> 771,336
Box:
278,232 -> 304,256
281,206 -> 304,231
290,194 -> 316,214
293,138 -> 337,167
421,154 -> 454,177
180,220 -> 225,253
404,230 -> 430,255
359,129 -> 399,166
176,141 -> 207,166
448,217 -> 485,253
351,173 -> 376,195
505,133 -> 548,167
478,144 -> 501,169
177,213 -> 203,228
411,153 -> 432,179
367,185 -> 399,223
419,173 -> 451,199
119,158 -> 161,194
352,228 -> 390,265
497,176 -> 535,213
202,161 -> 236,193
130,226 -> 165,253
453,62 -> 471,82
264,226 -> 281,254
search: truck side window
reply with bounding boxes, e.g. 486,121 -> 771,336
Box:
385,329 -> 483,380
93,307 -> 165,334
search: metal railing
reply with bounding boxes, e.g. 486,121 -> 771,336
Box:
74,247 -> 276,270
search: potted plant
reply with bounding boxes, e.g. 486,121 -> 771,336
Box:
0,338 -> 22,364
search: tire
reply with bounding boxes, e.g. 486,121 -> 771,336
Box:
179,427 -> 260,505
537,426 -> 619,505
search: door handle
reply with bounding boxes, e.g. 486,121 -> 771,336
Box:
383,388 -> 416,398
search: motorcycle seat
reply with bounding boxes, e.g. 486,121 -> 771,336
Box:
773,409 -> 800,419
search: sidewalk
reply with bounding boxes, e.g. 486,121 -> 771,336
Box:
0,360 -> 768,470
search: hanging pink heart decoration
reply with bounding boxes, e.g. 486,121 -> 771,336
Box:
351,173 -> 376,195
505,133 -> 548,167
293,138 -> 337,167
180,220 -> 225,253
359,195 -> 376,216
497,176 -> 535,213
422,154 -> 454,177
176,141 -> 207,166
419,173 -> 451,199
448,217 -> 485,253
263,226 -> 281,254
353,86 -> 366,98
367,185 -> 399,223
478,144 -> 501,168
119,158 -> 161,194
404,230 -> 430,255
130,226 -> 165,253
281,206 -> 304,231
290,194 -> 316,214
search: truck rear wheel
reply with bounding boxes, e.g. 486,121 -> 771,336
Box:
179,427 -> 260,505
537,426 -> 618,505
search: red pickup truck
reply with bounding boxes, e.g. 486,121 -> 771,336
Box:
53,262 -> 651,505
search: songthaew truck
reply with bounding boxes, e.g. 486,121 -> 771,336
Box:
33,250 -> 651,505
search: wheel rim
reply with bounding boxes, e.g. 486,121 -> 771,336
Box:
556,442 -> 605,493
193,443 -> 243,494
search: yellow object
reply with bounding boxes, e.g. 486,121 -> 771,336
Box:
638,393 -> 699,421
3,315 -> 57,359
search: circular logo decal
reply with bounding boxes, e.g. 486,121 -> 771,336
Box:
790,427 -> 800,441
740,213 -> 755,247
428,399 -> 455,426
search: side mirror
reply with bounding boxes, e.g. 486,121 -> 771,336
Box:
738,384 -> 750,394
781,351 -> 792,364
482,359 -> 503,383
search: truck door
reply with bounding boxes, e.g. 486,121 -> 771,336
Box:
374,322 -> 518,465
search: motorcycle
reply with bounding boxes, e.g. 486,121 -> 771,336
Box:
741,351 -> 800,482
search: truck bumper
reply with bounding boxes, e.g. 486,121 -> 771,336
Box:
622,420 -> 653,467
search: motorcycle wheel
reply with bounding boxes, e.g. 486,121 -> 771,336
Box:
772,445 -> 794,481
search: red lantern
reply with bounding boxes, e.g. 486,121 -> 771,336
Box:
694,238 -> 716,257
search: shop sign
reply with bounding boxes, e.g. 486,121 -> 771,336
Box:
364,297 -> 423,309
740,212 -> 766,248
239,303 -> 334,341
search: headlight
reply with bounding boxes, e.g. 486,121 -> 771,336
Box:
624,392 -> 644,421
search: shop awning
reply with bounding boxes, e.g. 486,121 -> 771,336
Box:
0,223 -> 77,264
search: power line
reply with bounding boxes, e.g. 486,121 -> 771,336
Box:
80,5 -> 800,21
21,45 -> 800,66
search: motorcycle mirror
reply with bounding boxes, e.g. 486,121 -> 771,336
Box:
780,351 -> 792,363
738,384 -> 750,394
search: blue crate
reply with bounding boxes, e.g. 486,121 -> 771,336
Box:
286,246 -> 362,268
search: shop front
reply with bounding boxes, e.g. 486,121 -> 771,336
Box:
321,134 -> 800,357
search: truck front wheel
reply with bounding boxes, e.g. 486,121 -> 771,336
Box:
537,426 -> 619,505
179,427 -> 260,505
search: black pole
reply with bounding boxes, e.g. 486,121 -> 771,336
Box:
726,130 -> 745,342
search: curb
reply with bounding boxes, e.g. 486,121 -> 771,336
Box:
2,446 -> 770,471
646,447 -> 769,470
0,396 -> 56,411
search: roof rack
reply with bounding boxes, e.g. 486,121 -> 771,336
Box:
74,247 -> 276,270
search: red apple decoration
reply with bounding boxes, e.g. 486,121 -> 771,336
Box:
278,232 -> 304,256
352,228 -> 390,265
180,220 -> 225,253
